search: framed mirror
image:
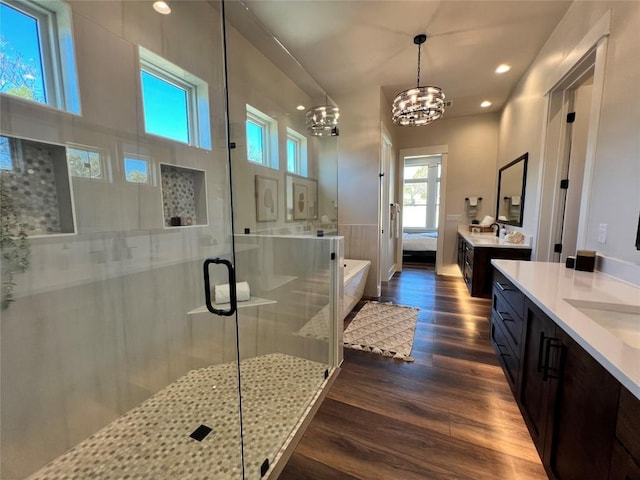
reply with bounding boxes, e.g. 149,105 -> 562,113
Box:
496,152 -> 528,226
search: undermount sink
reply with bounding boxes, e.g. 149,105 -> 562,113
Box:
471,236 -> 518,246
564,299 -> 640,349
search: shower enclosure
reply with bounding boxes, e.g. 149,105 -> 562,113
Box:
0,1 -> 341,478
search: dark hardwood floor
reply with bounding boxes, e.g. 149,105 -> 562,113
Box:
280,263 -> 547,480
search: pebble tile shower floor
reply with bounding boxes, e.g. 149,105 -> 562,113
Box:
29,354 -> 329,480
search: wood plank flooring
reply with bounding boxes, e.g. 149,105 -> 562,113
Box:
279,263 -> 547,480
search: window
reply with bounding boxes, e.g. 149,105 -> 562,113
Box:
403,155 -> 442,230
66,146 -> 104,180
139,47 -> 210,149
0,0 -> 80,113
0,136 -> 14,170
0,135 -> 24,172
124,155 -> 151,184
246,104 -> 278,169
286,127 -> 307,176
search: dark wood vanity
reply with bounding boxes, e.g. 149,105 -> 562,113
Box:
457,151 -> 531,297
490,263 -> 640,480
457,231 -> 531,297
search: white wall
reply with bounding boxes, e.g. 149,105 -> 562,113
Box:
336,86 -> 382,296
499,1 -> 640,271
395,113 -> 501,272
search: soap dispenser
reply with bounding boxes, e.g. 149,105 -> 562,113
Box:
499,225 -> 506,240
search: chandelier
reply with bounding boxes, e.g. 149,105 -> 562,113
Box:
392,34 -> 445,127
306,105 -> 340,136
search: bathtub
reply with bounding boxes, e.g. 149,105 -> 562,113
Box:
342,259 -> 371,320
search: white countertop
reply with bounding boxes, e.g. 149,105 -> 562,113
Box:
458,227 -> 532,249
492,260 -> 640,400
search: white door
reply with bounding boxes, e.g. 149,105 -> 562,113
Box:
380,132 -> 394,281
558,74 -> 594,262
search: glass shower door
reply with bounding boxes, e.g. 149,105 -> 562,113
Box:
223,2 -> 342,478
0,1 -> 246,478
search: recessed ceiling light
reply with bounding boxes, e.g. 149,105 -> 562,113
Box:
296,105 -> 305,111
481,101 -> 492,108
153,1 -> 171,14
495,64 -> 511,74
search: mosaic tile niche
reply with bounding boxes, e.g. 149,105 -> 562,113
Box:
0,136 -> 75,235
160,164 -> 207,227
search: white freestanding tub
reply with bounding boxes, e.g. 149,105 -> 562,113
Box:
342,259 -> 371,320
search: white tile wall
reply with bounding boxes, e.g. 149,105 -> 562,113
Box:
339,223 -> 379,297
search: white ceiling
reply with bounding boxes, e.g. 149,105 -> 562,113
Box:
232,0 -> 573,118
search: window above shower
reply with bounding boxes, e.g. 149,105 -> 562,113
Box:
286,127 -> 307,176
66,145 -> 106,181
138,47 -> 211,149
0,0 -> 80,114
124,155 -> 152,185
246,104 -> 278,169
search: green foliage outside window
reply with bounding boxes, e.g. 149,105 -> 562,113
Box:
0,177 -> 31,310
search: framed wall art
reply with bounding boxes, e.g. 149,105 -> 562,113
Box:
292,182 -> 308,220
255,175 -> 278,222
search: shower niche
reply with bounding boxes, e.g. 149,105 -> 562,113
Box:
0,135 -> 76,236
160,163 -> 208,227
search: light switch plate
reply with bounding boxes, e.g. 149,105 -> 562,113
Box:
597,224 -> 607,244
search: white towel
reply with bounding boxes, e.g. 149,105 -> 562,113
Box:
468,196 -> 478,207
479,215 -> 495,226
511,196 -> 521,206
214,281 -> 250,304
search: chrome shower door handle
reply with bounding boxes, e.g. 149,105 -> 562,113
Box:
203,257 -> 237,316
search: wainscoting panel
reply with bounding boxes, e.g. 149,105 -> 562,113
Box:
339,224 -> 379,297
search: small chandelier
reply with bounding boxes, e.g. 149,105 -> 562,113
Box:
306,105 -> 340,136
392,34 -> 445,127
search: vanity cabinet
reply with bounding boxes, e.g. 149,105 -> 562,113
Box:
490,267 -> 640,480
457,233 -> 531,298
490,269 -> 526,395
517,300 -> 559,460
609,386 -> 640,480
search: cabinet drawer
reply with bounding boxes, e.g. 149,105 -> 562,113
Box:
493,269 -> 525,318
493,290 -> 524,353
491,316 -> 519,392
465,244 -> 474,264
464,264 -> 473,286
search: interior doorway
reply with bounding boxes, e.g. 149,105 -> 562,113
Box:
555,72 -> 594,263
535,16 -> 609,262
379,130 -> 395,282
397,145 -> 448,274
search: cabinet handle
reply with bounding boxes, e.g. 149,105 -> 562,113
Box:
542,338 -> 563,381
498,311 -> 513,322
537,332 -> 546,372
495,281 -> 515,292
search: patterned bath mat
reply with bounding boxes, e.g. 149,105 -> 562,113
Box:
344,301 -> 418,362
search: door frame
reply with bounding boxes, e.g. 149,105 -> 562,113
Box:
379,127 -> 395,282
398,144 -> 448,274
535,12 -> 610,261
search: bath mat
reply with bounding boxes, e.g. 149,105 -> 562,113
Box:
343,301 -> 418,362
